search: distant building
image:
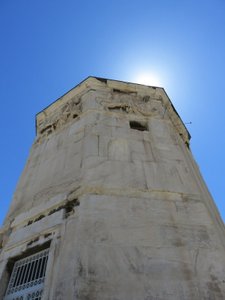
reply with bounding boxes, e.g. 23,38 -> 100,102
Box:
0,77 -> 225,299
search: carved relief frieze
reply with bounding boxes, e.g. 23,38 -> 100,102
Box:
99,92 -> 165,118
37,96 -> 81,141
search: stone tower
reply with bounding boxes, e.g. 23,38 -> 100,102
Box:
0,77 -> 225,300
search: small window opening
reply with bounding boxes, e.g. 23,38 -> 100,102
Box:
4,248 -> 49,300
129,121 -> 148,131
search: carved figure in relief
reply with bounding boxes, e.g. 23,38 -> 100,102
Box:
37,97 -> 81,139
101,93 -> 164,118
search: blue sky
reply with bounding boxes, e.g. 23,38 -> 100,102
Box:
0,0 -> 225,225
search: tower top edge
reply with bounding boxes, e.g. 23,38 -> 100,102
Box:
35,76 -> 191,142
36,76 -> 164,117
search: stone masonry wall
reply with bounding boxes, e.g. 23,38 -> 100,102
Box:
0,77 -> 225,300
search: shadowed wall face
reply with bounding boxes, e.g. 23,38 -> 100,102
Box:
0,78 -> 225,300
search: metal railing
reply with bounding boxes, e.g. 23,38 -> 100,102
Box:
4,248 -> 49,300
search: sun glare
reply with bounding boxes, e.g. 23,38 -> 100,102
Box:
135,73 -> 161,87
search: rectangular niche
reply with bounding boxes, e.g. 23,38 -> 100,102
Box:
129,120 -> 148,131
